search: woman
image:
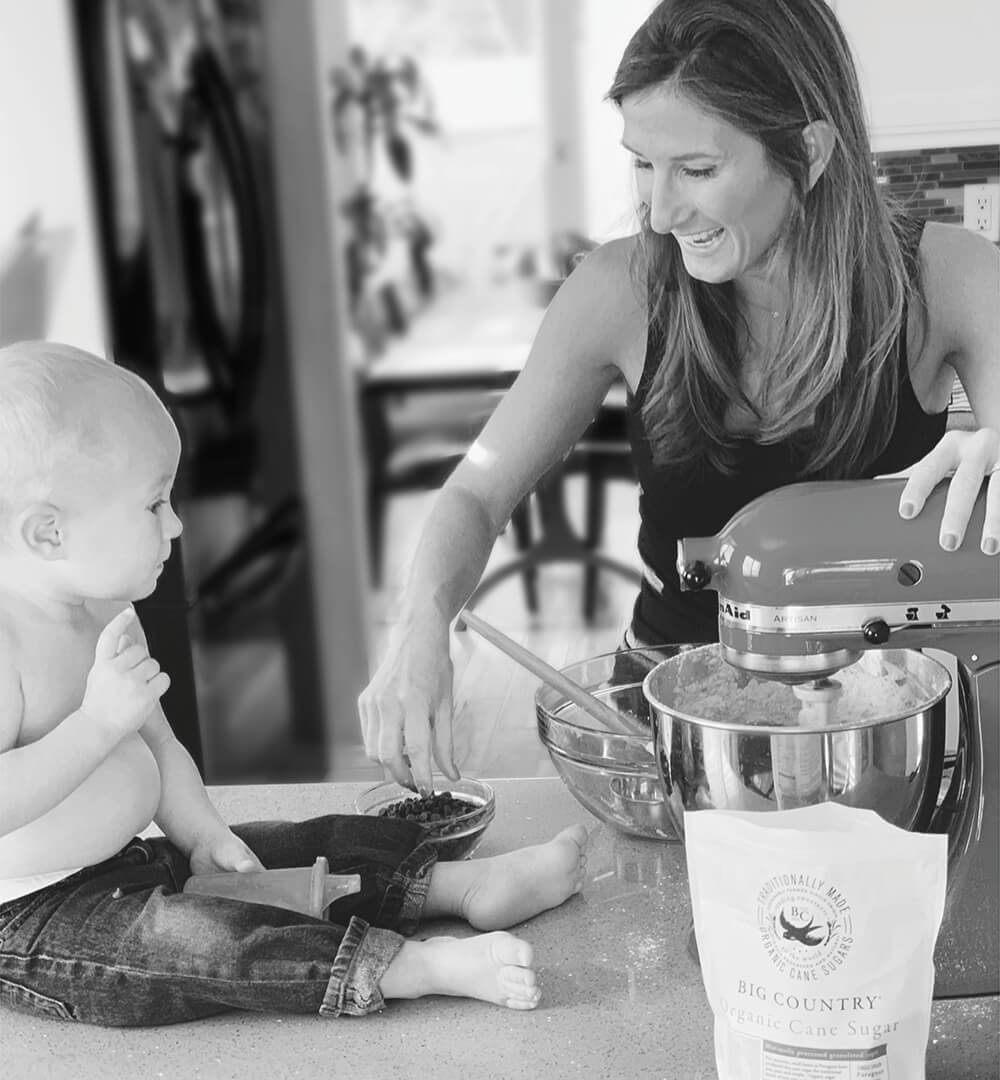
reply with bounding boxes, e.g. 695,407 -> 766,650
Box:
359,0 -> 999,794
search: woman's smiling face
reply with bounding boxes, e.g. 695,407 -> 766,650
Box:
621,84 -> 797,285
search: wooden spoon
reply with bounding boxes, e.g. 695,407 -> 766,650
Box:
459,609 -> 648,738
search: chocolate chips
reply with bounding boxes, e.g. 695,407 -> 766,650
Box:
373,790 -> 491,859
375,791 -> 476,828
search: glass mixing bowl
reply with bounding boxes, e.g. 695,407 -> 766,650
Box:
643,645 -> 953,837
535,646 -> 705,840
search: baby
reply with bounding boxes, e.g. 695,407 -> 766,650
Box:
0,341 -> 587,1027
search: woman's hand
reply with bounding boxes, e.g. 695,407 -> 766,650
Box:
889,428 -> 999,554
358,610 -> 460,794
188,829 -> 264,876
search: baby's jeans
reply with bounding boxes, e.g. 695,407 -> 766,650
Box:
0,814 -> 436,1027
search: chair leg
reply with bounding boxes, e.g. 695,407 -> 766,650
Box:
583,459 -> 607,622
510,497 -> 538,613
368,481 -> 385,588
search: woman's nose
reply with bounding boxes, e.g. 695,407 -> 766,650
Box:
648,176 -> 688,235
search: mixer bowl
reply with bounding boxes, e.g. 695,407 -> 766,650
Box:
643,645 -> 952,838
535,646 -> 704,840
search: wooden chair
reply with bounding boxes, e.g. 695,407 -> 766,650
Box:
360,387 -> 535,597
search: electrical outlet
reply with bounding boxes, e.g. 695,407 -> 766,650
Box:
963,183 -> 1000,242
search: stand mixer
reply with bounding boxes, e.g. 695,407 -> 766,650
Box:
674,477 -> 999,999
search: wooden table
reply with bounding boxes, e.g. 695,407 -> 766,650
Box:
361,328 -> 640,619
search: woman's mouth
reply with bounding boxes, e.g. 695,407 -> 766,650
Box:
676,227 -> 726,253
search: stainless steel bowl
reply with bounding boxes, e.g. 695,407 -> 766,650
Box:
536,646 -> 705,840
643,645 -> 952,837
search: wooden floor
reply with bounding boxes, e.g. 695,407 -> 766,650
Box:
190,272 -> 646,784
338,472 -> 642,782
194,468 -> 641,785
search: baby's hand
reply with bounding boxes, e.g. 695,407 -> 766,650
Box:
81,609 -> 171,738
188,830 -> 264,876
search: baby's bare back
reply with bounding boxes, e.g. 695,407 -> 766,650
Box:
0,602 -> 161,877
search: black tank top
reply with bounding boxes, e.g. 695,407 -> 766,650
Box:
627,219 -> 948,646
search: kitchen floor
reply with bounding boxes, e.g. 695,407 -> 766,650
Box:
194,468 -> 643,785
193,276 -> 644,786
341,470 -> 643,782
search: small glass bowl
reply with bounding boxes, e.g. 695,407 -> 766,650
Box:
354,777 -> 496,860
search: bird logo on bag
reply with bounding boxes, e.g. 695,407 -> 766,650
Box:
779,909 -> 828,947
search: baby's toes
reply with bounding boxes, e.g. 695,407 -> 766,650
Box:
559,824 -> 589,852
500,967 -> 540,1008
490,932 -> 534,969
503,965 -> 537,990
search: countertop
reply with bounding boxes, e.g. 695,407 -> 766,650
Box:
2,779 -> 997,1080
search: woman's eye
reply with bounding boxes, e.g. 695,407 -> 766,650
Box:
148,499 -> 166,514
682,166 -> 717,179
631,158 -> 653,171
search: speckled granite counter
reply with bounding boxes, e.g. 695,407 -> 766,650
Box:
2,779 -> 997,1080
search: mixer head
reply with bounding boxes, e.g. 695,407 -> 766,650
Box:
677,478 -> 999,678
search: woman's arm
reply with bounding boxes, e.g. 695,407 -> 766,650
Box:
359,238 -> 645,792
897,224 -> 999,553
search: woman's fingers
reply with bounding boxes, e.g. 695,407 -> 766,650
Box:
894,432 -> 961,521
983,472 -> 1000,555
892,429 -> 1000,553
375,695 -> 415,790
359,688 -> 380,763
360,688 -> 459,792
432,680 -> 460,782
358,681 -> 436,791
403,693 -> 435,794
938,457 -> 990,550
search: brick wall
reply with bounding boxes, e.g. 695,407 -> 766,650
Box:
872,144 -> 998,418
873,143 -> 999,227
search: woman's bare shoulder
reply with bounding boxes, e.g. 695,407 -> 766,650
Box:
570,234 -> 645,307
919,222 -> 999,342
546,234 -> 648,378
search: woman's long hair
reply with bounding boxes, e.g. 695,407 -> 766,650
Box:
608,0 -> 924,477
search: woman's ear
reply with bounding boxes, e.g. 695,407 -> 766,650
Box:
802,120 -> 837,190
18,504 -> 66,560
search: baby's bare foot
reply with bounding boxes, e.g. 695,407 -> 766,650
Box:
455,824 -> 588,931
382,933 -> 540,1009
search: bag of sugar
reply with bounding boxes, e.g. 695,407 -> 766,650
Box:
685,803 -> 947,1080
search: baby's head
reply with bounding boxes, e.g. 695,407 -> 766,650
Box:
0,340 -> 183,601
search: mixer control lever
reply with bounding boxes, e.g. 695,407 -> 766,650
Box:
862,618 -> 891,645
681,561 -> 712,591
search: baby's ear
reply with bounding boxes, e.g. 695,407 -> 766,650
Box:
18,503 -> 65,559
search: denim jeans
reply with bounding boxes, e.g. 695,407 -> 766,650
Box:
0,814 -> 437,1027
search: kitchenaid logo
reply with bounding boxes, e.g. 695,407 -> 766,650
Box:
719,600 -> 751,621
717,600 -> 820,626
756,874 -> 854,980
